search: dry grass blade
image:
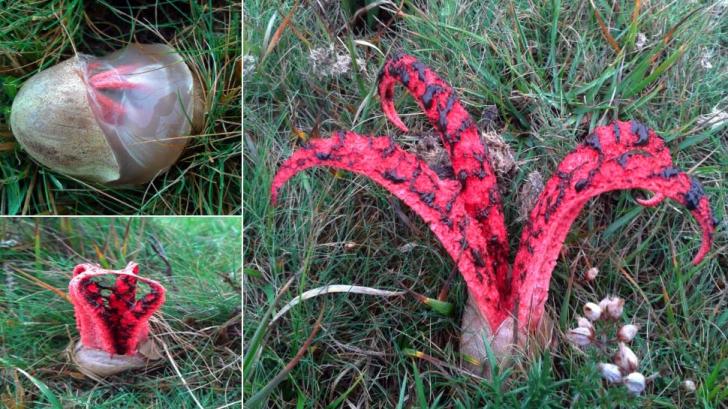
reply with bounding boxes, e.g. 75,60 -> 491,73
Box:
160,338 -> 204,409
651,7 -> 703,64
261,0 -> 299,63
403,348 -> 486,380
7,265 -> 70,303
269,284 -> 405,326
630,0 -> 642,25
437,266 -> 460,301
590,0 -> 622,53
14,367 -> 62,409
247,309 -> 325,408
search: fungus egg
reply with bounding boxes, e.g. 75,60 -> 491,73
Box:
10,43 -> 204,184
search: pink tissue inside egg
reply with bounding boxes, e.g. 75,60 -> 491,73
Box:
82,43 -> 196,184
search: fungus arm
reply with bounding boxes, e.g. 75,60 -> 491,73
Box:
271,131 -> 508,328
378,53 -> 510,294
510,122 -> 716,331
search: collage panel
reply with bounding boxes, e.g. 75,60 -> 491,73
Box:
0,217 -> 242,406
242,0 -> 725,407
0,1 -> 242,215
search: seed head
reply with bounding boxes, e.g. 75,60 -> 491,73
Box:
585,267 -> 599,281
566,327 -> 594,346
584,302 -> 603,321
576,315 -> 593,330
617,324 -> 639,342
624,372 -> 646,395
614,342 -> 639,373
597,363 -> 622,383
599,296 -> 625,319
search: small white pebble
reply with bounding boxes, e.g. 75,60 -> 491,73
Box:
0,239 -> 19,248
698,107 -> 728,130
700,49 -> 714,69
397,242 -> 417,253
682,379 -> 696,392
243,55 -> 257,79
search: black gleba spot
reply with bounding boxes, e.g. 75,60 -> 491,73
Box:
574,178 -> 589,192
470,248 -> 486,267
584,132 -> 602,153
420,191 -> 435,205
684,177 -> 705,210
412,61 -> 426,81
631,120 -> 649,146
422,84 -> 441,110
382,169 -> 406,184
660,166 -> 680,179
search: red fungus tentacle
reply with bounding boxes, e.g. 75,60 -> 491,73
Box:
271,131 -> 507,328
596,120 -> 672,162
71,264 -> 115,353
86,63 -> 147,122
509,122 -> 716,331
69,263 -> 166,355
636,192 -> 666,207
89,77 -> 141,90
111,262 -> 139,309
378,53 -> 510,295
90,92 -> 126,123
271,132 -> 462,231
88,63 -> 143,90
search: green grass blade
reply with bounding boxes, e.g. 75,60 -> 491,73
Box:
411,359 -> 428,409
15,368 -> 62,409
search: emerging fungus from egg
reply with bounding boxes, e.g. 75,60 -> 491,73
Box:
68,262 -> 165,377
271,52 -> 717,369
10,43 -> 204,185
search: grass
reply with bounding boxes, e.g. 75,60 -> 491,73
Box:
244,0 -> 727,407
0,0 -> 242,215
0,217 -> 242,407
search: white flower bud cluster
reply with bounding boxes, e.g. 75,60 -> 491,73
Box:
566,295 -> 648,395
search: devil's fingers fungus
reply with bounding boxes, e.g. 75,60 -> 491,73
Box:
68,262 -> 165,377
271,53 -> 716,363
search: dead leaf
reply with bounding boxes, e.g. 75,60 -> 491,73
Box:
518,171 -> 544,221
481,131 -> 516,176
